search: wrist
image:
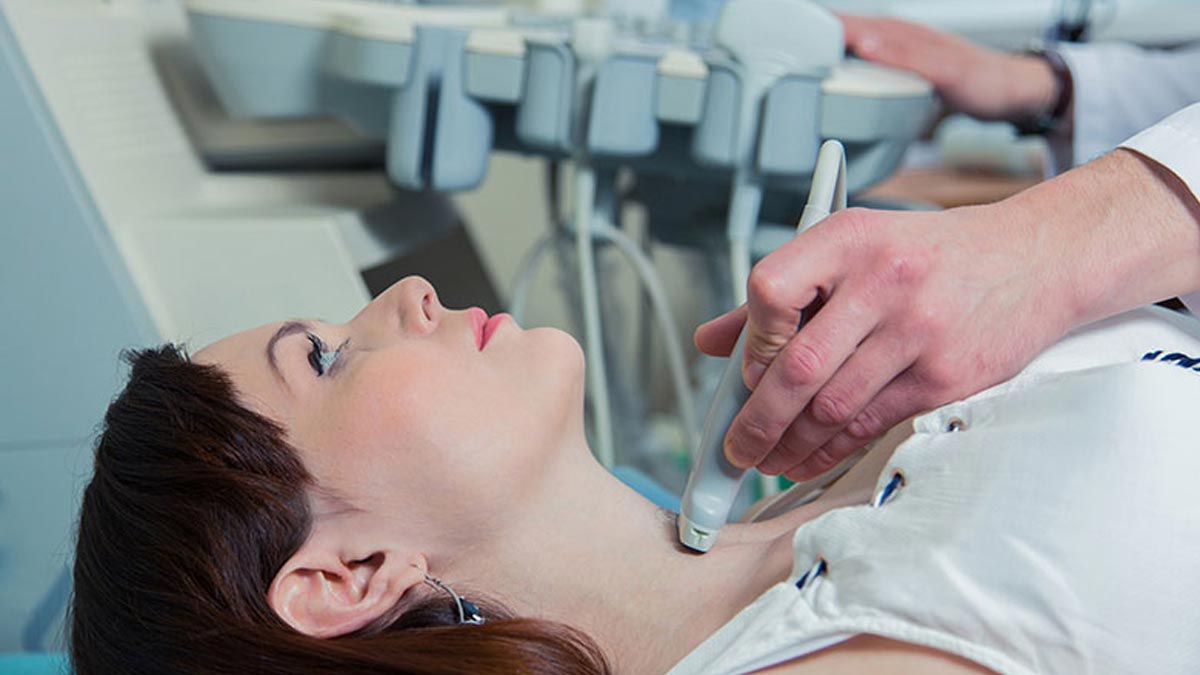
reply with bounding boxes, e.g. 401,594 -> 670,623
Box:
1005,54 -> 1057,119
1007,52 -> 1072,132
1005,150 -> 1200,329
960,196 -> 1080,342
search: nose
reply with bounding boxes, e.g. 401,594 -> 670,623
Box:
352,276 -> 442,337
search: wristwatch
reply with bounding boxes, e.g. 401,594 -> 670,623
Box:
1015,48 -> 1074,135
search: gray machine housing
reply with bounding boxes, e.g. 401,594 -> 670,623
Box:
186,5 -> 934,197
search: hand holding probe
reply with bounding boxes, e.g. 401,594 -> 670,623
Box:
678,139 -> 848,553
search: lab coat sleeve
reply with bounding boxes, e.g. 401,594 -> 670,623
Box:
1057,42 -> 1200,166
1119,103 -> 1200,313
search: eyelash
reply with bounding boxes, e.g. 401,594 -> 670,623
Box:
306,334 -> 340,377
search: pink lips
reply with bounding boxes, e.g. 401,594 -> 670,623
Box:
467,307 -> 511,350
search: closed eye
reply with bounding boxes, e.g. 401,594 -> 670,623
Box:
307,334 -> 334,376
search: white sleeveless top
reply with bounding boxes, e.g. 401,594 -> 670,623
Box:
668,306 -> 1200,675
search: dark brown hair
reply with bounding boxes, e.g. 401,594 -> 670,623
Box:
71,345 -> 610,675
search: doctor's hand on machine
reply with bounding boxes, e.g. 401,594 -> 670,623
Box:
695,15 -> 1200,481
837,14 -> 1066,125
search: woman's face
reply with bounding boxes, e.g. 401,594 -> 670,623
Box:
195,277 -> 585,539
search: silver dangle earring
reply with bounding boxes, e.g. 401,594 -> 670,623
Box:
422,572 -> 486,626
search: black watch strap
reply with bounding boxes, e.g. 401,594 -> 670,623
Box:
1015,48 -> 1074,135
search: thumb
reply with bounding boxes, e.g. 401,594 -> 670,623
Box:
735,210 -> 848,389
694,305 -> 748,357
741,280 -> 824,390
740,314 -> 801,391
741,287 -> 828,390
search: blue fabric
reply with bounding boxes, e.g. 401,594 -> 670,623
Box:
0,653 -> 69,675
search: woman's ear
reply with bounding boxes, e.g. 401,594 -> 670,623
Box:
268,533 -> 428,638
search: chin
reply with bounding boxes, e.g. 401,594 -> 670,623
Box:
528,326 -> 585,371
525,326 -> 586,412
485,327 -> 586,481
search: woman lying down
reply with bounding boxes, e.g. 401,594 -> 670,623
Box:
71,276 -> 1200,675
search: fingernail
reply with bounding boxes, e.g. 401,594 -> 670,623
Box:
745,362 -> 766,389
858,35 -> 880,55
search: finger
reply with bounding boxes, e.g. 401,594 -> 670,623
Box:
836,13 -> 867,46
741,229 -> 847,388
724,293 -> 876,469
757,333 -> 916,475
837,14 -> 882,58
785,373 -> 930,481
803,431 -> 872,477
694,305 -> 748,357
836,16 -> 963,91
780,445 -> 844,483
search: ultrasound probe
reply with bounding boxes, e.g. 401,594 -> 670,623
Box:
678,139 -> 849,553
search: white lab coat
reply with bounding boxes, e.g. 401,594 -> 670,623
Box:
1058,42 -> 1200,311
1060,42 -> 1200,167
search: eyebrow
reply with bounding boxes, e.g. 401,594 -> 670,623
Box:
266,320 -> 312,389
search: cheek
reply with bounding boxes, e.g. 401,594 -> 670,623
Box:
297,331 -> 585,514
292,358 -> 461,506
307,366 -> 516,505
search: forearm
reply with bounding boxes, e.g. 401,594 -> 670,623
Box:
996,149 -> 1200,329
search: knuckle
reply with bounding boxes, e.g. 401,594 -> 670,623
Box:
745,333 -> 789,365
746,265 -> 789,314
784,446 -> 838,481
744,349 -> 778,373
809,390 -> 855,428
758,450 -> 793,476
875,246 -> 929,288
770,436 -> 806,466
808,446 -> 840,471
734,416 -> 776,453
826,431 -> 865,456
847,408 -> 886,440
779,422 -> 824,459
778,341 -> 826,388
909,303 -> 947,336
918,357 -> 959,393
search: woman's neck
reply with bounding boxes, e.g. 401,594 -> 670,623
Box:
441,439 -> 882,674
